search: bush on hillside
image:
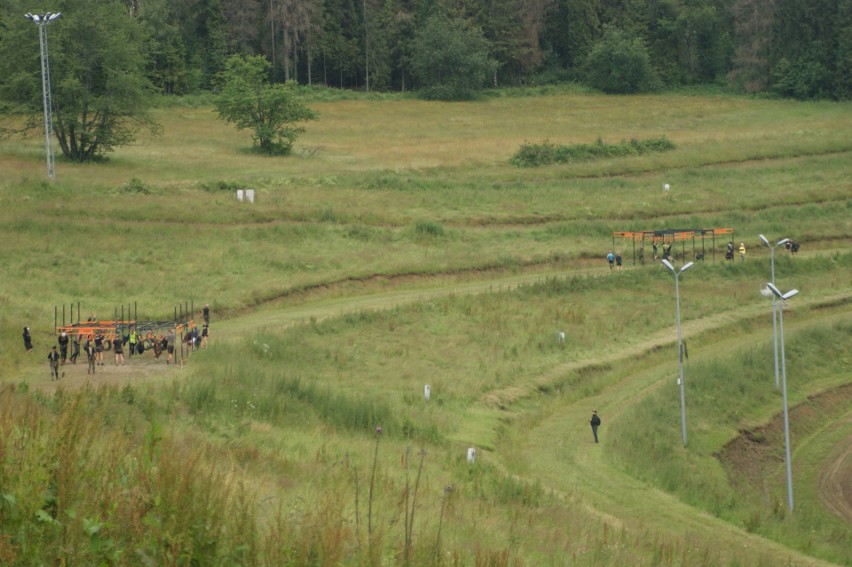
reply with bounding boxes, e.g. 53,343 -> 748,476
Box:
510,136 -> 675,167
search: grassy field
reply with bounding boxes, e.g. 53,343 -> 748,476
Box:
0,90 -> 850,565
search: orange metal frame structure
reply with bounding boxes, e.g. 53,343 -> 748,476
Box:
611,227 -> 735,266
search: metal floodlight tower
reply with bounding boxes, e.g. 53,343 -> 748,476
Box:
662,259 -> 694,447
759,235 -> 789,388
765,282 -> 799,512
25,11 -> 61,181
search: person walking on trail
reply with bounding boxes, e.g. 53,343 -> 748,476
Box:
48,346 -> 61,380
113,335 -> 125,366
615,252 -> 623,271
607,251 -> 615,271
590,410 -> 601,443
58,331 -> 69,364
70,337 -> 80,364
202,304 -> 210,324
86,340 -> 96,375
166,330 -> 176,365
23,327 -> 33,352
738,242 -> 746,261
201,323 -> 209,349
153,334 -> 164,359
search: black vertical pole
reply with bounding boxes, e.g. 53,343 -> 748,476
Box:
70,303 -> 73,327
713,231 -> 716,263
62,304 -> 65,327
54,306 -> 57,335
78,301 -> 80,325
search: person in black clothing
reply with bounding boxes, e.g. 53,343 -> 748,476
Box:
94,333 -> 105,366
70,337 -> 80,364
113,336 -> 125,366
23,327 -> 33,352
48,346 -> 61,380
202,304 -> 210,324
58,332 -> 69,364
589,410 -> 601,443
85,340 -> 96,375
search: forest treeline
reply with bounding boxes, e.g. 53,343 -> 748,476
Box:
141,0 -> 851,99
3,0 -> 852,99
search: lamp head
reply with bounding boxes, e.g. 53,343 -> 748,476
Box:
681,261 -> 694,273
766,282 -> 782,299
766,283 -> 799,301
661,259 -> 675,273
782,289 -> 799,300
759,234 -> 769,246
777,238 -> 789,246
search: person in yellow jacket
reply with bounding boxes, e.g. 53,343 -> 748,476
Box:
738,242 -> 746,261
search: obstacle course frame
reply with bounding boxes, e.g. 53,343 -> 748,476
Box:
611,228 -> 734,266
54,301 -> 199,362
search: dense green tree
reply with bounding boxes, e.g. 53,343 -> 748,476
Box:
215,54 -> 318,154
768,0 -> 850,99
176,0 -> 231,91
140,0 -> 192,94
0,0 -> 159,161
583,25 -> 658,93
544,0 -> 600,71
409,14 -> 498,99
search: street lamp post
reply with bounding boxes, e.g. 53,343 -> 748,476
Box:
662,259 -> 694,447
766,282 -> 798,512
759,235 -> 789,388
25,11 -> 61,181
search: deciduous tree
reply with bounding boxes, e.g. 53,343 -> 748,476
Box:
0,0 -> 159,162
215,54 -> 318,154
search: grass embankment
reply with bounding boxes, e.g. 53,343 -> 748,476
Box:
0,91 -> 850,565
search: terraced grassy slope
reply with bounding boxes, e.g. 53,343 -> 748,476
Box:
1,91 -> 850,565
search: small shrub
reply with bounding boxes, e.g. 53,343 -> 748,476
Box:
415,220 -> 445,237
200,180 -> 243,193
120,177 -> 150,194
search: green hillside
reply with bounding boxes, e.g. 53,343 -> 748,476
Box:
0,91 -> 850,566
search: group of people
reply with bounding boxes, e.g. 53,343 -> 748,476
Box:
606,250 -> 623,271
28,303 -> 211,380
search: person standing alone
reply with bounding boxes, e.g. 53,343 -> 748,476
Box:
590,410 -> 601,443
48,346 -> 61,380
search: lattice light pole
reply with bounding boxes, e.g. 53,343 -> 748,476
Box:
25,12 -> 61,181
766,283 -> 799,512
662,259 -> 694,447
